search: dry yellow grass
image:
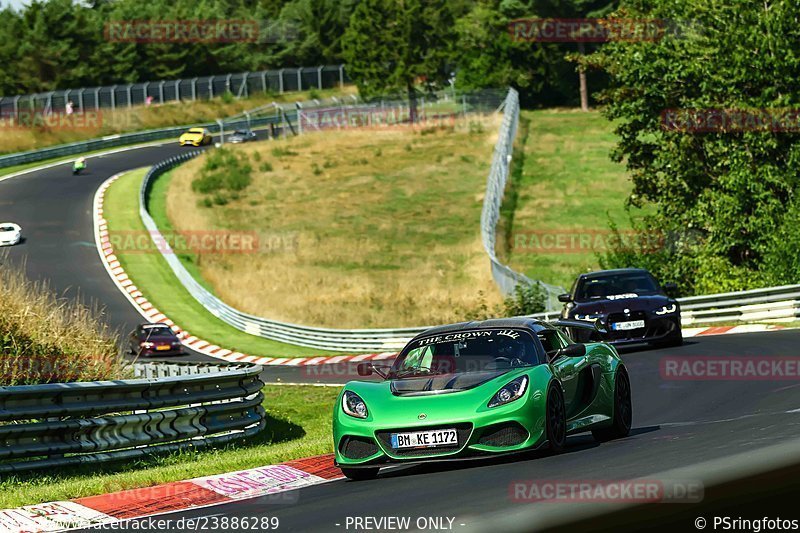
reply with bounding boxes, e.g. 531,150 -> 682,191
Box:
0,259 -> 125,384
165,117 -> 503,328
0,86 -> 356,155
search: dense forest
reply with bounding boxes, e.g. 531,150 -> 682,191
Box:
0,0 -> 612,107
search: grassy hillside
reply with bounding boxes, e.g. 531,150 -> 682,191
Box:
104,168 -> 334,357
164,117 -> 503,328
499,109 -> 641,290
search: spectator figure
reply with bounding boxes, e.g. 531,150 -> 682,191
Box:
65,100 -> 73,115
146,96 -> 154,106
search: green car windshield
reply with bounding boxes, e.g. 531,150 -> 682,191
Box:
392,328 -> 542,378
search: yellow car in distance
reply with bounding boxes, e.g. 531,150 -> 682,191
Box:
179,128 -> 213,146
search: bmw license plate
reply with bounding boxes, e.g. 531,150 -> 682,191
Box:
612,320 -> 645,331
390,429 -> 457,449
156,345 -> 171,351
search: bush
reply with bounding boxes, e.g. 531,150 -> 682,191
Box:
0,263 -> 125,385
259,161 -> 273,172
192,147 -> 252,196
502,282 -> 546,317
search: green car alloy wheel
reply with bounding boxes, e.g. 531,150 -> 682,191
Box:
332,317 -> 631,481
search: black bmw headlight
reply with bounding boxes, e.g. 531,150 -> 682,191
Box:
655,304 -> 677,315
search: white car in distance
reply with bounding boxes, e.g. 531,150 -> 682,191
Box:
0,222 -> 21,246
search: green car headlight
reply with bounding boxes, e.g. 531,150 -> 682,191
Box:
342,391 -> 368,419
488,375 -> 528,408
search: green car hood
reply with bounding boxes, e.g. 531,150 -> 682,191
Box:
341,367 -> 548,426
389,370 -> 509,396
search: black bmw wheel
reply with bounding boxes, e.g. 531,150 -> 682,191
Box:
593,369 -> 632,442
546,384 -> 567,453
341,467 -> 379,481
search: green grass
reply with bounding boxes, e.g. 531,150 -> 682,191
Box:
501,109 -> 650,290
104,168 -> 337,357
0,385 -> 339,508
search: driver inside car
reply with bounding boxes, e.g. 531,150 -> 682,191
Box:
492,338 -> 528,368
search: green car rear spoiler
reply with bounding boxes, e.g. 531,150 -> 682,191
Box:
553,318 -> 608,335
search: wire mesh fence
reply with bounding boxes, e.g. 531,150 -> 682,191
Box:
481,88 -> 566,311
0,65 -> 347,116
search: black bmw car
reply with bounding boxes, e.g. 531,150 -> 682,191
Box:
558,268 -> 682,347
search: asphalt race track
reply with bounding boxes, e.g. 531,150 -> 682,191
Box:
112,329 -> 800,531
0,143 -> 219,364
0,140 -> 369,381
6,142 -> 800,530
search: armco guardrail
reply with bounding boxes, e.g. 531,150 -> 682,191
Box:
0,362 -> 264,474
481,89 -> 566,310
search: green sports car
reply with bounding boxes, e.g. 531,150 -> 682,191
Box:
333,318 -> 632,480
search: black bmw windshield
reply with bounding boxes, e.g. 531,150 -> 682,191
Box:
575,272 -> 661,301
392,328 -> 542,378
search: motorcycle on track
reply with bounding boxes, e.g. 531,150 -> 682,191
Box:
72,157 -> 87,175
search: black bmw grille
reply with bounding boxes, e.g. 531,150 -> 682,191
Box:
608,310 -> 647,325
477,422 -> 528,447
375,423 -> 473,457
340,436 -> 380,459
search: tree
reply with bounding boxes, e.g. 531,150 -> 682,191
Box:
588,0 -> 800,293
341,0 -> 460,121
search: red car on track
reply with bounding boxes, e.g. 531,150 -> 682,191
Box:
128,323 -> 184,357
